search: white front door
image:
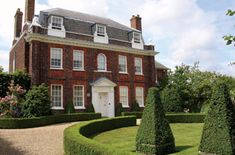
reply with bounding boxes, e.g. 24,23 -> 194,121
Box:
99,93 -> 109,117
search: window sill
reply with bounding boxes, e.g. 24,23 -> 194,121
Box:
75,106 -> 86,110
73,69 -> 85,72
50,68 -> 64,70
135,73 -> 144,76
122,106 -> 130,108
51,107 -> 64,110
139,105 -> 145,108
119,72 -> 128,75
94,70 -> 112,73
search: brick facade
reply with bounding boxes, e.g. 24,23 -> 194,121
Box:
25,41 -> 156,111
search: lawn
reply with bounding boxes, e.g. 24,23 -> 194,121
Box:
92,123 -> 204,155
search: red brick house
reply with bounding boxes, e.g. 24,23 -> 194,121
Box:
9,0 -> 156,117
155,61 -> 169,83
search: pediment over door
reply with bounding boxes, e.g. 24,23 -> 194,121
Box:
91,77 -> 117,87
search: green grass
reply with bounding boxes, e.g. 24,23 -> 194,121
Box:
92,123 -> 203,155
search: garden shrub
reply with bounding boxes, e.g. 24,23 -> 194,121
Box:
130,100 -> 141,112
115,103 -> 123,116
85,103 -> 95,113
199,82 -> 235,155
0,80 -> 26,118
122,112 -> 205,123
0,71 -> 30,97
0,113 -> 101,129
64,116 -> 136,155
65,101 -> 75,114
22,84 -> 51,118
161,86 -> 183,112
136,87 -> 175,155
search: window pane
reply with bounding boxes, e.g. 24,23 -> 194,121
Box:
98,54 -> 106,70
119,55 -> 127,72
120,86 -> 128,107
51,85 -> 62,107
73,86 -> 84,107
73,50 -> 84,70
135,58 -> 142,74
134,32 -> 141,43
51,48 -> 62,68
52,16 -> 62,30
136,87 -> 144,106
97,25 -> 105,36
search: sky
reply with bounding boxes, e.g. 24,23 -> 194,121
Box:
0,0 -> 235,76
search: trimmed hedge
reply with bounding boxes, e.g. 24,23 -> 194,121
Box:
122,112 -> 205,123
0,113 -> 101,129
64,116 -> 136,155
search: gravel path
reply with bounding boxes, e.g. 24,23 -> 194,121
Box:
0,122 -> 79,155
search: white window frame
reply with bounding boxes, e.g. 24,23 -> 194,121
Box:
51,84 -> 63,110
118,55 -> 127,74
50,48 -> 63,69
73,50 -> 84,71
97,53 -> 107,71
73,85 -> 85,109
97,24 -> 106,37
51,16 -> 63,30
119,86 -> 129,108
133,32 -> 141,43
135,57 -> 143,75
136,87 -> 144,107
13,51 -> 16,72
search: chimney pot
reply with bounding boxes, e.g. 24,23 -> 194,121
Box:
14,8 -> 23,39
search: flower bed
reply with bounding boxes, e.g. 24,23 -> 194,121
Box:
0,113 -> 101,129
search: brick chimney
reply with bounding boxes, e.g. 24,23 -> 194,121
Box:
130,14 -> 142,31
24,0 -> 35,23
14,8 -> 23,38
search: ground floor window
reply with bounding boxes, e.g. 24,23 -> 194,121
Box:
119,86 -> 129,107
73,85 -> 84,109
51,85 -> 63,109
136,87 -> 144,107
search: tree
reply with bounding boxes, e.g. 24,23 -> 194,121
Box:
136,87 -> 175,155
199,82 -> 235,154
0,66 -> 3,73
223,10 -> 235,46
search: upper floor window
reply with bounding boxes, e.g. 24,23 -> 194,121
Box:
51,16 -> 63,30
135,57 -> 142,75
119,55 -> 127,73
133,32 -> 141,43
97,53 -> 106,71
97,25 -> 106,37
119,86 -> 129,107
50,48 -> 63,69
73,50 -> 84,70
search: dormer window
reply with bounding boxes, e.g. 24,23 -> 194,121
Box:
51,16 -> 63,30
97,25 -> 105,37
93,24 -> 108,44
133,32 -> 141,43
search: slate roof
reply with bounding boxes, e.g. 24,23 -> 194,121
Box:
155,61 -> 169,70
40,8 -> 133,31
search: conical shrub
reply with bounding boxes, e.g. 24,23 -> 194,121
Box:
136,87 -> 175,155
199,82 -> 235,155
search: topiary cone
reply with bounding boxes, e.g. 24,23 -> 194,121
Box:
136,87 -> 175,155
199,82 -> 235,155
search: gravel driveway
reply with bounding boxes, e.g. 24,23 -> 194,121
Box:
0,122 -> 79,155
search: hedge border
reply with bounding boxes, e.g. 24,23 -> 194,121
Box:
64,116 -> 137,155
122,112 -> 205,123
0,113 -> 101,129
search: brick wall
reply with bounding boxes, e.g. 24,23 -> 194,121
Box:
28,41 -> 155,109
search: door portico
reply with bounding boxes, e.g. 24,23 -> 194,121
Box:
91,77 -> 116,117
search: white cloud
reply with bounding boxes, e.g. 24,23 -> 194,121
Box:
0,51 -> 9,72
